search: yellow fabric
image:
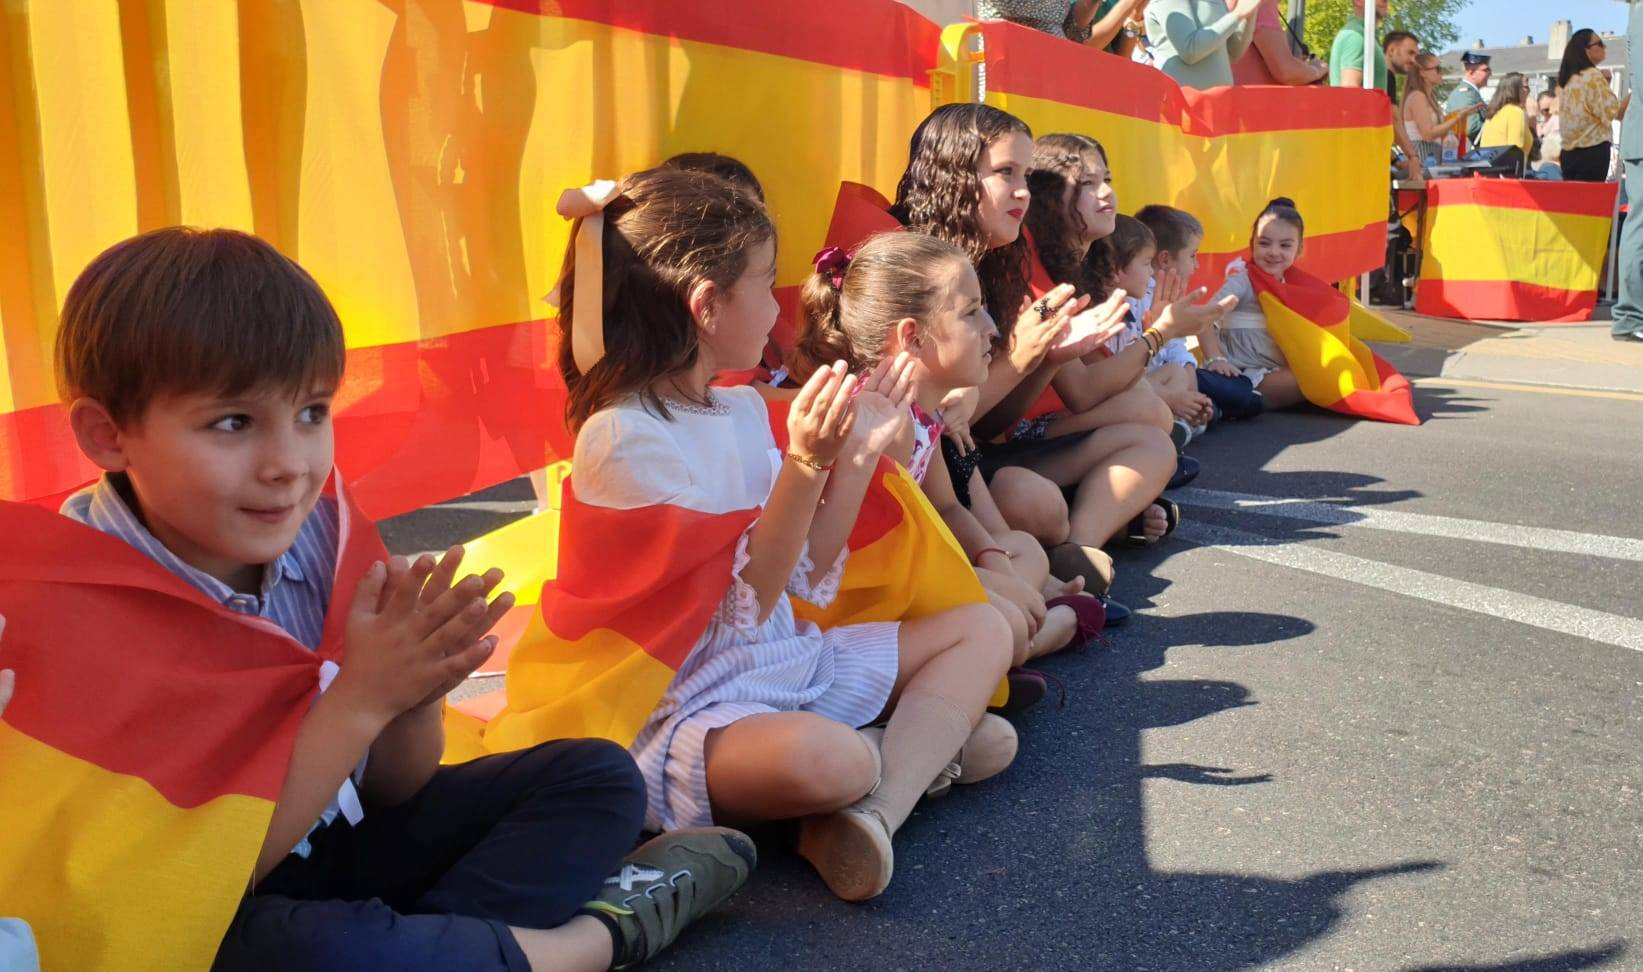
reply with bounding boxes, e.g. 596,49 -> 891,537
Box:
1559,68 -> 1621,151
1349,308 -> 1412,344
0,4 -> 933,416
0,723 -> 271,972
987,91 -> 1389,260
1257,293 -> 1385,405
1421,204 -> 1611,292
793,466 -> 985,628
1480,104 -> 1534,158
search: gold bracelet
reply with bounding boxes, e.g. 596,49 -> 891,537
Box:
1143,328 -> 1164,353
785,451 -> 833,472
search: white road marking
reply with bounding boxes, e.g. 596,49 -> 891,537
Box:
1171,488 -> 1643,563
1174,521 -> 1643,654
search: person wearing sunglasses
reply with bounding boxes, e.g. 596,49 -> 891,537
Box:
1557,28 -> 1631,183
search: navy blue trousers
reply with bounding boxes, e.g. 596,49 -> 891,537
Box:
214,738 -> 646,972
1194,369 -> 1264,420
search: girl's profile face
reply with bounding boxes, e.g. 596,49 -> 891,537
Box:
976,132 -> 1035,250
1115,245 -> 1156,301
1252,215 -> 1302,277
1072,151 -> 1117,246
701,237 -> 779,372
912,259 -> 997,392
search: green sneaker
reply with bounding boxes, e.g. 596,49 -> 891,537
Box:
582,827 -> 756,969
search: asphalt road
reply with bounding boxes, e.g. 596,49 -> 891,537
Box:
381,373 -> 1643,972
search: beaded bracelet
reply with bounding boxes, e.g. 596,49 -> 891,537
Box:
785,451 -> 833,472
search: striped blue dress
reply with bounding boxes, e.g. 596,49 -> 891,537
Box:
572,387 -> 901,832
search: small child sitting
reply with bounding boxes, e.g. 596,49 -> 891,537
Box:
4,226 -> 751,971
1134,205 -> 1265,422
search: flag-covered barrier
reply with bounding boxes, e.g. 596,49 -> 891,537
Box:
1415,179 -> 1618,323
0,1 -> 1400,517
972,21 -> 1392,290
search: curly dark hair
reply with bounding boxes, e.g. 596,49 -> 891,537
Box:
555,167 -> 775,431
889,103 -> 1033,337
1024,133 -> 1108,299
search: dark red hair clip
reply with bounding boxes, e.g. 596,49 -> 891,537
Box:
812,245 -> 852,288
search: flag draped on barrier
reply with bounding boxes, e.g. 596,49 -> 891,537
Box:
1414,179 -> 1618,323
973,22 -> 1392,291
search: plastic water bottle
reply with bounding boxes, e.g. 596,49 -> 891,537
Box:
1442,131 -> 1459,164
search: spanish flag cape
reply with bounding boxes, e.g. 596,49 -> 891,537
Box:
0,478 -> 385,970
1246,263 -> 1420,426
442,393 -> 998,762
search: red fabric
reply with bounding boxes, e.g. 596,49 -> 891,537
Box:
478,0 -> 941,84
1424,178 -> 1619,218
0,477 -> 385,806
544,480 -> 757,670
1415,279 -> 1599,324
1229,0 -> 1286,87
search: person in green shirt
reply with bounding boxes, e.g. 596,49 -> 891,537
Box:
1329,0 -> 1390,89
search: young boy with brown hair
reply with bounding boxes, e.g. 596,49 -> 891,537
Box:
0,227 -> 752,971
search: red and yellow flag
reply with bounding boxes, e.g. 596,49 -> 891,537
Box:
1415,179 -> 1618,323
974,21 -> 1391,291
0,482 -> 385,970
1248,265 -> 1419,426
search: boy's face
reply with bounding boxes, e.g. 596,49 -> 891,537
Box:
1160,234 -> 1202,283
108,383 -> 336,589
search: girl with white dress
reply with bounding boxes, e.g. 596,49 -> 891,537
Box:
554,167 -> 1012,902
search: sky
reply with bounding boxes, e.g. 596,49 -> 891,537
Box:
1446,0 -> 1632,52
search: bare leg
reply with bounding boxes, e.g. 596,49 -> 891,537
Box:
1044,380 -> 1173,437
1022,423 -> 1174,548
800,604 -> 1012,900
984,467 -> 1071,546
1257,368 -> 1306,410
704,713 -> 880,823
511,916 -> 615,972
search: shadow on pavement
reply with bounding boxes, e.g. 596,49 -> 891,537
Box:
1403,941 -> 1629,972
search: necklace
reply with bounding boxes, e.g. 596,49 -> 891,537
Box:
659,388 -> 730,416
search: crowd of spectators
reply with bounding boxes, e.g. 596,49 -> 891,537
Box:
973,0 -> 1619,185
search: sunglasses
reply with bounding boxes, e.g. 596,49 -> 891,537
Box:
1589,39 -> 1606,49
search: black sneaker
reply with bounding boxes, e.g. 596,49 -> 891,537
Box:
583,827 -> 756,969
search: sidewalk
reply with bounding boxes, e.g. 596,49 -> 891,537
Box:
1370,306 -> 1643,395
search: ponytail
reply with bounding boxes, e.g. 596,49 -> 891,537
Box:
790,263 -> 862,380
787,232 -> 969,382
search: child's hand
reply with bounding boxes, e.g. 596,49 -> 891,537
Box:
333,553 -> 514,724
406,547 -> 511,710
1048,289 -> 1129,362
989,567 -> 1047,637
788,361 -> 859,468
940,387 -> 980,456
1155,287 -> 1239,343
0,613 -> 11,719
1203,357 -> 1242,378
1008,284 -> 1085,371
847,352 -> 917,462
1145,269 -> 1185,327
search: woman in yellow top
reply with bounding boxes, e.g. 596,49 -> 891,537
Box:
1556,28 -> 1631,182
1480,73 -> 1535,173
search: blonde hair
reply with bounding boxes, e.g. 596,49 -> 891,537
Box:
790,232 -> 970,379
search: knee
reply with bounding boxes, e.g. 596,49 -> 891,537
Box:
1001,530 -> 1050,579
991,469 -> 1070,545
986,591 -> 1031,667
1141,384 -> 1174,430
543,738 -> 647,828
953,602 -> 1016,680
770,721 -> 880,811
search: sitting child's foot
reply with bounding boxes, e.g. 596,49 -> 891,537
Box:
582,827 -> 756,968
1049,543 -> 1115,594
924,712 -> 1021,799
797,807 -> 894,902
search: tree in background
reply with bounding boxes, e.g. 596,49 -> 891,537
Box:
1301,0 -> 1469,61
